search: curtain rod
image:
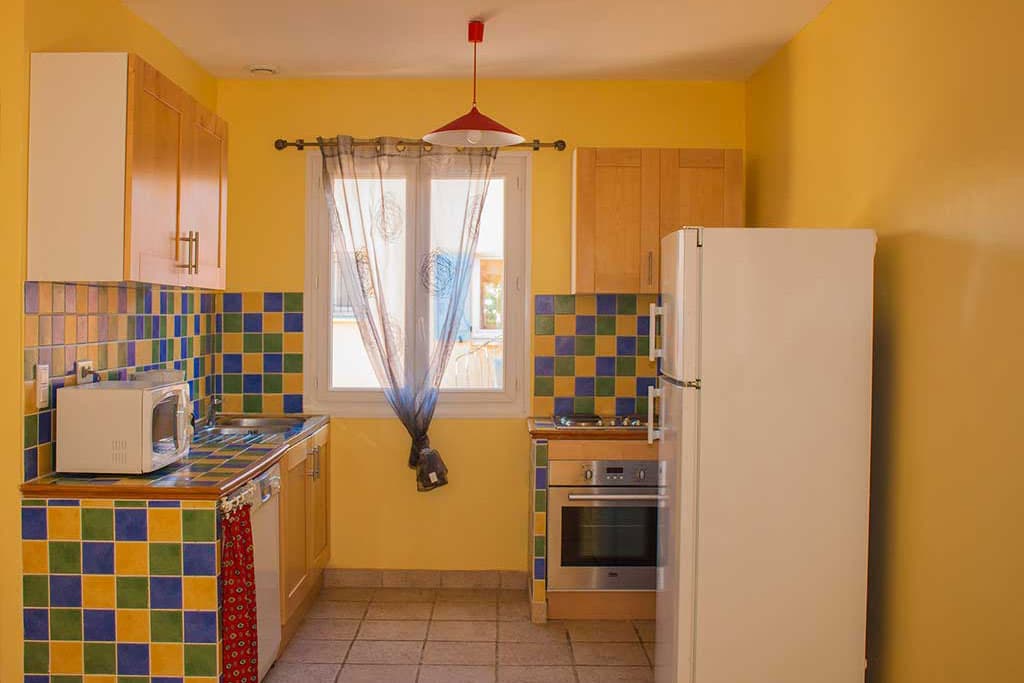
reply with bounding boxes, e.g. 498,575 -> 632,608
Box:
273,137 -> 567,152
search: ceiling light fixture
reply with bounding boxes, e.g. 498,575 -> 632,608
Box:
247,64 -> 278,76
423,20 -> 524,148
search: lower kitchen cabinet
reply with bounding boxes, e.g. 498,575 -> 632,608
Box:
279,425 -> 330,644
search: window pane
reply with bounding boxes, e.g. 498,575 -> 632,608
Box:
330,178 -> 407,389
430,178 -> 505,390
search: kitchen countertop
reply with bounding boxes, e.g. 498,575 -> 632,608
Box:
527,417 -> 651,440
20,414 -> 328,501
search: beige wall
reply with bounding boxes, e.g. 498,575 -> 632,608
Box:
746,0 -> 1024,680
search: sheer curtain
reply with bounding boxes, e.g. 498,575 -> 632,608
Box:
320,136 -> 497,491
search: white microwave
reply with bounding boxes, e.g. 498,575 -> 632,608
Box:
56,380 -> 194,474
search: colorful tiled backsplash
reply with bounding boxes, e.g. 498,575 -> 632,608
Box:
533,294 -> 658,417
21,498 -> 221,681
23,283 -> 217,481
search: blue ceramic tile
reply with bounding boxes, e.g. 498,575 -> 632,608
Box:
637,315 -> 650,336
21,507 -> 46,540
263,353 -> 283,373
553,398 -> 574,416
284,312 -> 303,332
117,643 -> 150,676
575,377 -> 595,396
636,377 -> 657,396
150,577 -> 183,610
243,313 -> 263,333
596,294 -> 617,315
283,395 -> 303,414
615,397 -> 636,416
263,292 -> 283,312
37,411 -> 52,444
222,293 -> 242,312
115,509 -> 147,541
534,468 -> 547,489
134,316 -> 145,340
223,354 -> 243,374
83,609 -> 116,641
23,608 -> 48,640
25,282 -> 39,314
533,557 -> 546,580
243,374 -> 263,394
616,336 -> 637,356
25,676 -> 48,683
201,293 -> 214,314
82,542 -> 114,575
554,336 -> 575,356
534,357 -> 554,377
575,315 -> 595,335
595,357 -> 616,377
148,500 -> 181,508
534,295 -> 554,315
184,611 -> 218,643
49,575 -> 81,607
153,678 -> 185,683
182,544 -> 216,576
24,448 -> 38,481
47,499 -> 80,507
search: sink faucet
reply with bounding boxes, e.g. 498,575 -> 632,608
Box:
206,395 -> 222,425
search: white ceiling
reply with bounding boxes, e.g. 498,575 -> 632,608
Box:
122,0 -> 832,80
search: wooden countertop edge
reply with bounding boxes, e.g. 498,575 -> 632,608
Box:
526,419 -> 650,441
20,416 -> 329,501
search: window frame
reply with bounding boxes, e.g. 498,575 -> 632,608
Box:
303,149 -> 531,418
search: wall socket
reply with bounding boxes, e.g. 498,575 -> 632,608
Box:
35,364 -> 50,409
75,359 -> 95,382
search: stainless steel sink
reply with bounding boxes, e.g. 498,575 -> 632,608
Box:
215,417 -> 304,429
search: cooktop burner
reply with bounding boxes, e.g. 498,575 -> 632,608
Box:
552,414 -> 648,428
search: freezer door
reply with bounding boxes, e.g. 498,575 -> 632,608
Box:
659,228 -> 701,382
655,379 -> 699,683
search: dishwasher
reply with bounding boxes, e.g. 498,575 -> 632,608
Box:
223,464 -> 282,681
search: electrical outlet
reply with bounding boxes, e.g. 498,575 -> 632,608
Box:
35,364 -> 50,409
76,360 -> 95,381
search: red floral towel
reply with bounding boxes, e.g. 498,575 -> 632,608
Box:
221,505 -> 259,682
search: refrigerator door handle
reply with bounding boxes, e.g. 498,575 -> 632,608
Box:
647,386 -> 663,444
649,303 -> 665,361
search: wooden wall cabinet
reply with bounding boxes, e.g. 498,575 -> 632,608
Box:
279,426 -> 330,645
27,52 -> 227,289
572,147 -> 743,293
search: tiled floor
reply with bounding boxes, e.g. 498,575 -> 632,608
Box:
266,586 -> 656,683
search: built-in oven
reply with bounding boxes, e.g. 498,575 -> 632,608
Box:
547,459 -> 661,591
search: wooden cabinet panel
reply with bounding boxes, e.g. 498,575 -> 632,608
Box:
307,428 -> 330,572
181,106 -> 228,289
280,441 -> 311,623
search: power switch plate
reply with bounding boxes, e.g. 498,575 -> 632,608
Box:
35,364 -> 50,409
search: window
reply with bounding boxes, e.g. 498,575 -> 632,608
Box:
304,152 -> 530,417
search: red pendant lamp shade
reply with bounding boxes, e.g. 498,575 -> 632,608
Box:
423,21 -> 524,147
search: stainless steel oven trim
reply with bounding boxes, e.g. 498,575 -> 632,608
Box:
547,485 -> 658,592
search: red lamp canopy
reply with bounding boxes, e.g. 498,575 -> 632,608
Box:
423,21 -> 524,148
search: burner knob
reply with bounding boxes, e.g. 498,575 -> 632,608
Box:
636,469 -> 646,481
584,469 -> 594,481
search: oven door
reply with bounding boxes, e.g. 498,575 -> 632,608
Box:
548,486 -> 661,591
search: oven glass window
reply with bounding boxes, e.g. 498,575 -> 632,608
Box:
152,394 -> 180,455
561,506 -> 657,567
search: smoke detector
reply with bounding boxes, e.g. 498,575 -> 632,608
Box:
247,64 -> 279,76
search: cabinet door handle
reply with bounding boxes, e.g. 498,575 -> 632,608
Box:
176,233 -> 195,273
193,230 -> 200,274
647,250 -> 654,286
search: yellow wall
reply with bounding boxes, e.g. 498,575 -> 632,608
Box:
746,0 -> 1024,680
217,78 -> 745,570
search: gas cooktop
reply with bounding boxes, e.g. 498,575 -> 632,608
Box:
552,414 -> 648,429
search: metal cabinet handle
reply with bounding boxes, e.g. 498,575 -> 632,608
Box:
193,230 -> 200,274
567,494 -> 666,501
647,250 -> 654,286
648,385 -> 662,444
176,232 -> 199,275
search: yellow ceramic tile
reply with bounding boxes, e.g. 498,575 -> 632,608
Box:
148,508 -> 182,542
534,512 -> 546,535
24,381 -> 35,415
48,507 -> 81,540
554,377 -> 574,397
263,312 -> 283,332
532,580 -> 545,601
52,284 -> 66,313
64,315 -> 77,343
117,609 -> 150,642
243,292 -> 263,312
575,356 -> 596,377
50,641 -> 83,674
136,343 -> 151,365
22,541 -> 48,573
185,678 -> 220,683
82,499 -> 115,508
616,315 -> 638,336
262,395 -> 283,413
88,316 -> 99,342
532,397 -> 554,417
82,575 -> 116,608
182,501 -> 217,510
554,315 -> 575,335
594,336 -> 615,355
37,444 -> 54,477
24,315 -> 38,347
595,397 -> 616,415
223,395 -> 243,412
575,295 -> 596,314
283,374 -> 303,393
151,643 -> 184,676
115,542 -> 148,575
638,293 -> 658,309
615,377 -> 636,396
183,576 -> 219,610
222,333 -> 243,353
284,333 -> 303,353
37,283 -> 52,314
638,360 -> 657,378
85,676 -> 117,683
534,336 -> 555,356
242,354 -> 262,373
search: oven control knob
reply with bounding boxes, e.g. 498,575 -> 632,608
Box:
636,469 -> 646,481
584,469 -> 594,481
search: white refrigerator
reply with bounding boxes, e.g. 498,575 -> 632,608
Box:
650,228 -> 875,683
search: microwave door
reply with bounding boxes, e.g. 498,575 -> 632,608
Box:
150,385 -> 192,469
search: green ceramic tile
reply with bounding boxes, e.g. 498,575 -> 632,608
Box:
596,377 -> 616,397
553,295 -> 575,314
116,576 -> 148,608
534,535 -> 546,556
243,333 -> 263,353
575,335 -> 595,356
81,508 -> 114,540
616,294 -> 637,314
264,374 -> 283,394
23,575 -> 48,607
595,315 -> 617,335
636,396 -> 649,416
184,643 -> 218,676
284,292 -> 304,313
534,490 -> 546,512
223,374 -> 243,394
52,676 -> 84,683
534,442 -> 548,466
534,315 -> 554,336
533,377 -> 554,397
150,543 -> 182,575
84,642 -> 116,675
182,510 -> 216,542
23,499 -> 46,506
25,414 -> 38,448
283,353 -> 303,373
159,317 -> 168,337
264,333 -> 283,352
223,313 -> 242,333
616,357 -> 637,376
49,541 -> 81,574
637,337 -> 650,357
24,641 -> 48,674
243,395 -> 264,413
554,357 -> 575,377
151,610 -> 183,642
114,500 -> 146,508
573,397 -> 595,414
50,608 -> 82,641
